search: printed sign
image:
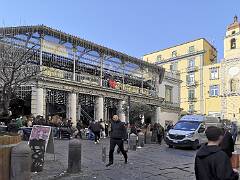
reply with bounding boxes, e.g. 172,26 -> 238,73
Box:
42,40 -> 68,57
29,125 -> 53,153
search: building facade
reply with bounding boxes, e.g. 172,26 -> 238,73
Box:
0,25 -> 181,126
143,38 -> 219,116
143,16 -> 240,121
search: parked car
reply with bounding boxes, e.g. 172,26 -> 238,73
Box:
165,115 -> 222,150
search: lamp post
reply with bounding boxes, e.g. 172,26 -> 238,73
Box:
127,96 -> 130,124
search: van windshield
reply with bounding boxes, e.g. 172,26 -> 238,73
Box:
173,121 -> 200,131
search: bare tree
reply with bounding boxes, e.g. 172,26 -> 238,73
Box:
123,102 -> 156,124
0,38 -> 39,117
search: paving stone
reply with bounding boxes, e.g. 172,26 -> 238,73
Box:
30,139 -> 199,180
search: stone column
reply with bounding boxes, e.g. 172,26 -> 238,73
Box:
95,96 -> 104,122
69,92 -> 77,127
118,100 -> 126,123
35,87 -> 44,116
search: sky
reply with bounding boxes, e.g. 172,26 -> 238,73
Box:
0,0 -> 240,60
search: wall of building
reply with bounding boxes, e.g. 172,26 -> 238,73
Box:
202,63 -> 221,116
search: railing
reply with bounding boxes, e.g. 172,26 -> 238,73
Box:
41,66 -> 158,97
164,71 -> 180,80
162,101 -> 180,108
81,108 -> 94,122
186,66 -> 198,73
188,97 -> 197,102
186,81 -> 198,87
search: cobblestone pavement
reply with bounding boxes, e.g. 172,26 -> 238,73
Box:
31,138 -> 196,180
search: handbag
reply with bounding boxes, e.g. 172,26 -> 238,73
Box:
231,153 -> 239,169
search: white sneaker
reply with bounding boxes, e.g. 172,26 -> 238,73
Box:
97,140 -> 100,143
94,142 -> 97,144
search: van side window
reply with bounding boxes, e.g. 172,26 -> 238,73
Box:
198,124 -> 206,133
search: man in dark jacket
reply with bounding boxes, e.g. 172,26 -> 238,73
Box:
220,128 -> 235,158
89,120 -> 102,144
106,115 -> 128,167
195,126 -> 239,180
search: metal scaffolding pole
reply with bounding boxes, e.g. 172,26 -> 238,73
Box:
73,46 -> 76,81
100,54 -> 104,86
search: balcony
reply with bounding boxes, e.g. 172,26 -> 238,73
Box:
186,66 -> 198,73
186,81 -> 198,87
188,109 -> 196,114
162,101 -> 180,108
188,97 -> 197,102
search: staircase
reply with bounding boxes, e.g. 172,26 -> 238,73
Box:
80,108 -> 94,123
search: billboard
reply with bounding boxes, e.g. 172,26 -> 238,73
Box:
42,40 -> 68,57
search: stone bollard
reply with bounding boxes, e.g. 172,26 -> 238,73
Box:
129,134 -> 137,151
67,139 -> 81,173
102,146 -> 106,163
138,132 -> 145,147
145,132 -> 152,144
11,143 -> 31,180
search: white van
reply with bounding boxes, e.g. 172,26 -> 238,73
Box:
165,115 -> 222,150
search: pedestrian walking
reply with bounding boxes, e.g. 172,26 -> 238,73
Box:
220,127 -> 234,158
106,115 -> 128,167
100,119 -> 106,138
231,121 -> 238,144
89,120 -> 102,144
195,126 -> 239,180
157,124 -> 164,145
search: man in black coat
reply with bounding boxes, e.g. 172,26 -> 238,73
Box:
220,128 -> 235,158
106,115 -> 128,167
195,126 -> 239,180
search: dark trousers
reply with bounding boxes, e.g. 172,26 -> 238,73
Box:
109,138 -> 127,163
157,134 -> 163,144
93,131 -> 100,142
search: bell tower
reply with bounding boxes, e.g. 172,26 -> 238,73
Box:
224,16 -> 240,59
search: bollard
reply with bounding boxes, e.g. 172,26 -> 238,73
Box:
29,139 -> 45,172
102,146 -> 106,163
138,132 -> 145,147
145,132 -> 152,144
129,134 -> 137,151
11,143 -> 31,180
68,139 -> 81,173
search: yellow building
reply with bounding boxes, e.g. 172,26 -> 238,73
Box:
143,16 -> 240,120
143,36 -> 221,116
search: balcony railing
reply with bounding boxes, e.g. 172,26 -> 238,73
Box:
41,66 -> 157,97
186,66 -> 198,73
186,81 -> 198,87
164,71 -> 180,80
162,101 -> 180,108
188,97 -> 197,102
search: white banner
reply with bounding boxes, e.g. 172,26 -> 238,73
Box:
42,40 -> 68,57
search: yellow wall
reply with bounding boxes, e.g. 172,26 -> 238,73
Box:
203,63 -> 221,115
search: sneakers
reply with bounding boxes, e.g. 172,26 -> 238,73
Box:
97,140 -> 100,144
94,142 -> 97,144
106,162 -> 113,167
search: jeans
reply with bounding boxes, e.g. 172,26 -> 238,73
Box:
109,138 -> 127,163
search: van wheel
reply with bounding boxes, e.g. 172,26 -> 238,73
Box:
168,145 -> 173,148
192,140 -> 199,150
